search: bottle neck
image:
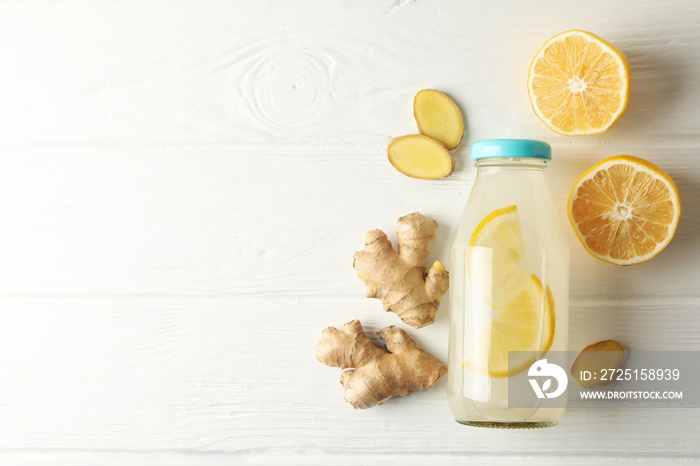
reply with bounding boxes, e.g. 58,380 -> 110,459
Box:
472,157 -> 547,194
475,157 -> 548,170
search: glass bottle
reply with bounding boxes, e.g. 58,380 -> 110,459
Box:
447,139 -> 569,428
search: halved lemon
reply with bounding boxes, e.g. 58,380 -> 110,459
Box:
568,155 -> 681,265
528,30 -> 630,136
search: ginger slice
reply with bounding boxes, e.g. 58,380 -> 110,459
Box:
413,89 -> 464,149
571,339 -> 627,388
387,134 -> 454,180
353,212 -> 449,328
316,320 -> 447,408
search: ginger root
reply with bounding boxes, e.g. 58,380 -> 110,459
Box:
571,339 -> 627,388
413,89 -> 464,150
316,320 -> 447,408
353,212 -> 449,328
387,134 -> 455,180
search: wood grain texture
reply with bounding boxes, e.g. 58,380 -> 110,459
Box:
0,143 -> 697,299
0,0 -> 699,463
0,297 -> 698,457
0,452 -> 692,466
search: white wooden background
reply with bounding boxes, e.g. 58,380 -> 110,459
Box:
0,1 -> 699,464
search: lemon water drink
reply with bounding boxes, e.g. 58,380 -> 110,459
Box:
448,139 -> 569,428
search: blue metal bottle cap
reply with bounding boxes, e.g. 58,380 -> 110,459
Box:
470,139 -> 552,161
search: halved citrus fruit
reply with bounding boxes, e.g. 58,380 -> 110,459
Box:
568,155 -> 681,265
528,30 -> 630,136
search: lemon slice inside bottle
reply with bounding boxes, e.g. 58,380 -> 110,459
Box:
483,274 -> 555,377
468,205 -> 529,309
465,205 -> 556,377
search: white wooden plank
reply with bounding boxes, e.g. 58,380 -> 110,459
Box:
0,143 -> 697,300
0,296 -> 698,457
0,451 -> 690,466
0,0 -> 698,462
0,0 -> 698,146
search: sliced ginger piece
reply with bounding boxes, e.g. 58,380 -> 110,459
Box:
414,89 -> 464,149
316,320 -> 447,408
353,212 -> 449,328
571,339 -> 627,388
388,134 -> 454,180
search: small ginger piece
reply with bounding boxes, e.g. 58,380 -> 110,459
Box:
413,89 -> 464,149
571,340 -> 627,388
353,212 -> 449,328
388,134 -> 454,180
316,320 -> 447,408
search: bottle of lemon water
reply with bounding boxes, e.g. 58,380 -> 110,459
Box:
448,139 -> 569,428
